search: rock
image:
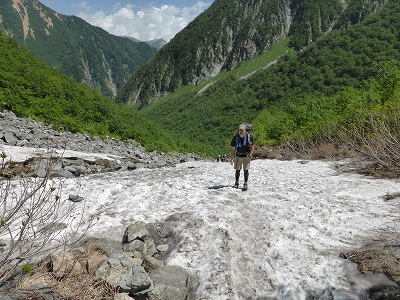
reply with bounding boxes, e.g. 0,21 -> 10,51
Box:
156,244 -> 169,252
0,217 -> 189,300
113,293 -> 132,300
2,133 -> 17,145
48,251 -> 85,278
95,252 -> 154,295
367,285 -> 400,299
123,221 -> 150,243
84,238 -> 123,256
143,256 -> 165,273
148,266 -> 189,300
143,238 -> 158,256
122,239 -> 145,252
157,221 -> 174,238
68,194 -> 85,203
2,285 -> 63,300
0,109 -> 202,180
86,251 -> 108,274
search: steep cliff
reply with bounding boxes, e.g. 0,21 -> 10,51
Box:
116,0 -> 389,107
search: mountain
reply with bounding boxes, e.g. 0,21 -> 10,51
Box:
124,36 -> 167,50
0,0 -> 157,98
116,0 -> 389,107
146,39 -> 168,50
131,0 -> 400,153
0,32 -> 193,153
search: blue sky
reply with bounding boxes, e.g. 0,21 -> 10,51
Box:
40,1 -> 213,41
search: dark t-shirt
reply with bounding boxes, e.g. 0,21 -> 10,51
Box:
231,133 -> 253,156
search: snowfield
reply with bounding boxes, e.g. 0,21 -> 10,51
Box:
5,145 -> 400,299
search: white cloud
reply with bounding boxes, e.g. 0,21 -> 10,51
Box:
77,1 -> 212,42
73,1 -> 91,11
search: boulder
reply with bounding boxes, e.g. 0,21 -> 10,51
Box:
148,266 -> 189,300
123,221 -> 149,243
48,251 -> 85,278
95,252 -> 154,295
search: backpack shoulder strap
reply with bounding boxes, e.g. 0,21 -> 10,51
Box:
247,132 -> 253,145
235,133 -> 240,148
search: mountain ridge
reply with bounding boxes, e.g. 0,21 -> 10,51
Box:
0,0 -> 157,98
116,0 -> 388,107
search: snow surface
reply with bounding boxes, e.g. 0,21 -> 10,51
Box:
4,145 -> 400,299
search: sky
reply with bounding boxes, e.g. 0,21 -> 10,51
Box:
39,0 -> 214,42
5,144 -> 400,299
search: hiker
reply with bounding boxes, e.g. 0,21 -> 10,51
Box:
229,123 -> 254,190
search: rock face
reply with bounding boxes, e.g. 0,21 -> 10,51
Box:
116,0 -> 389,106
0,110 -> 201,178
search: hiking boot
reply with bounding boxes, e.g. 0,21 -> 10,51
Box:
243,183 -> 248,191
233,182 -> 239,189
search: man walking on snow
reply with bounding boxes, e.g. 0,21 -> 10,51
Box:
230,123 -> 254,190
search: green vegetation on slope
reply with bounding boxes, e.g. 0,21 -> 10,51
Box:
0,0 -> 156,98
138,0 -> 400,156
1,1 -> 399,160
117,0 -> 386,106
137,39 -> 293,155
0,34 -> 197,153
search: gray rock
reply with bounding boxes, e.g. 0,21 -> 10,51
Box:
54,169 -> 75,178
0,110 -> 205,180
123,221 -> 150,243
367,285 -> 400,299
113,293 -> 132,300
143,256 -> 165,273
156,244 -> 169,252
84,238 -> 123,256
95,252 -> 154,295
148,266 -> 189,300
157,221 -> 174,238
68,194 -> 85,203
122,239 -> 145,252
2,133 -> 17,145
33,158 -> 50,178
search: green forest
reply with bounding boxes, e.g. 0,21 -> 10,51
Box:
0,34 -> 200,154
0,0 -> 156,98
139,0 -> 400,157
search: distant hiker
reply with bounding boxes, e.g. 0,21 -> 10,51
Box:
230,123 -> 254,190
217,154 -> 227,162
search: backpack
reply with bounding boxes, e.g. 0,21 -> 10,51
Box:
242,122 -> 253,140
235,122 -> 254,147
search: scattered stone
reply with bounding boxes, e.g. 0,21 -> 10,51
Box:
0,109 -> 204,179
68,194 -> 85,202
156,244 -> 169,252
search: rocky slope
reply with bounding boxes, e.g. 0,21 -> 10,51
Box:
0,110 -> 201,178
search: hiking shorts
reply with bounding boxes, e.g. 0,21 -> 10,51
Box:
233,156 -> 250,171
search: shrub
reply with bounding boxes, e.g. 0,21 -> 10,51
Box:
0,150 -> 97,282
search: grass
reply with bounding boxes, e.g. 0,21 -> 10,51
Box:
140,38 -> 292,116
